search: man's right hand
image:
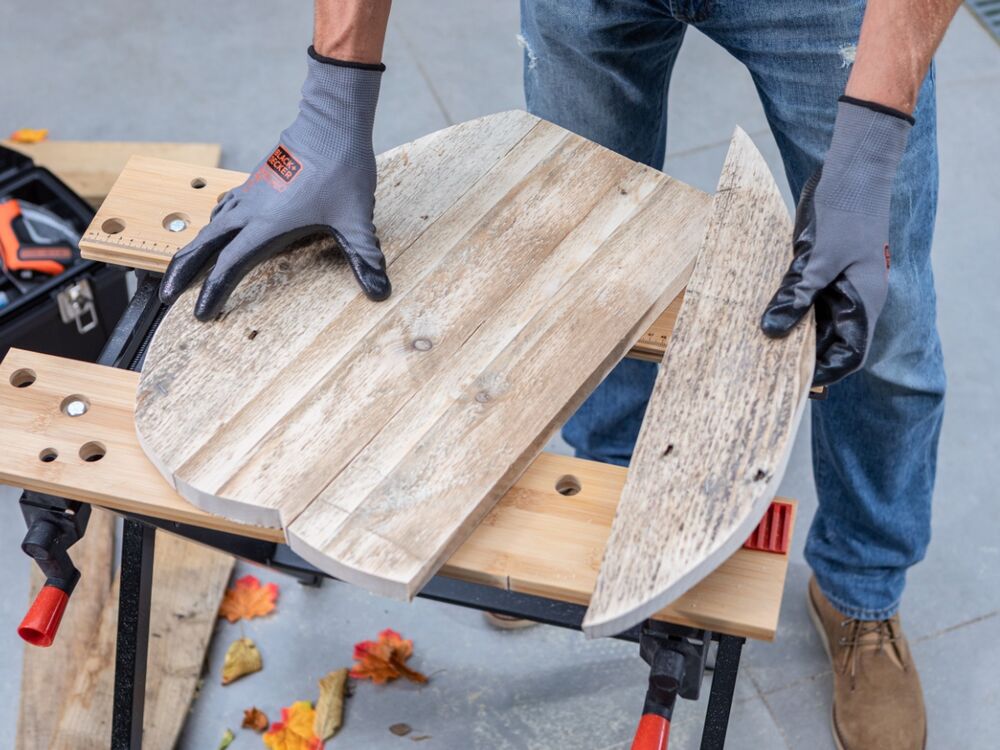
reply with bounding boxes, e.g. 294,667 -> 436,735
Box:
159,47 -> 390,321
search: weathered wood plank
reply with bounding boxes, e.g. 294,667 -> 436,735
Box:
129,112 -> 711,599
582,129 -> 815,638
49,532 -> 233,750
288,174 -> 702,597
16,509 -> 115,750
0,348 -> 793,639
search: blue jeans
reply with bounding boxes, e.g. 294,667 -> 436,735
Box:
521,0 -> 945,620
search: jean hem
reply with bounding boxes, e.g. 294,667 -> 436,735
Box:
819,580 -> 901,622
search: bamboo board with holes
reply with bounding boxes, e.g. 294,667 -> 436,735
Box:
582,130 -> 815,638
104,111 -> 714,600
0,348 -> 794,640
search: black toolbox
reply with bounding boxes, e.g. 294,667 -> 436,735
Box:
0,146 -> 128,361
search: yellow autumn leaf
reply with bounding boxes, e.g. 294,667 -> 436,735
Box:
222,637 -> 262,685
263,701 -> 321,750
8,128 -> 48,144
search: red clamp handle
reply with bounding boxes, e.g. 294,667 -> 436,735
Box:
18,585 -> 70,647
631,714 -> 670,750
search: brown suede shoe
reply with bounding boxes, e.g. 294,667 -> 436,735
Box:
807,577 -> 926,750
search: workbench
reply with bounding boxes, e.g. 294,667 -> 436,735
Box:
2,270 -> 797,749
1,123 -> 807,747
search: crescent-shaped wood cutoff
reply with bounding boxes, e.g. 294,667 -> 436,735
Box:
581,128 -> 815,638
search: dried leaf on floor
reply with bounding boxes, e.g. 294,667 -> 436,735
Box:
263,701 -> 322,750
314,668 -> 349,741
219,574 -> 279,622
350,629 -> 428,685
222,637 -> 262,685
217,728 -> 235,750
243,706 -> 270,732
389,723 -> 412,736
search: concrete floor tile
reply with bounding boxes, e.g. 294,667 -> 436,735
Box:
936,7 -> 1000,85
0,0 -> 448,168
387,0 -> 525,125
179,562 -> 655,750
755,671 -> 838,750
741,563 -> 830,695
913,612 -> 1000,747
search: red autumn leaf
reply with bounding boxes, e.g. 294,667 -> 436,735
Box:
350,629 -> 428,685
218,574 -> 279,623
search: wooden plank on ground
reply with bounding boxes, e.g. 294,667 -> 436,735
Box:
49,531 -> 233,750
582,129 -> 815,638
1,140 -> 222,206
124,111 -> 710,599
0,348 -> 793,639
16,508 -> 115,750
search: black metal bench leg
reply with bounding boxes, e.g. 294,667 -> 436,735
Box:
699,635 -> 745,750
111,520 -> 156,749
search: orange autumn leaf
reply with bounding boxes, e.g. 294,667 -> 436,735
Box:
219,574 -> 279,623
263,701 -> 322,750
242,706 -> 269,732
350,628 -> 428,685
9,128 -> 48,144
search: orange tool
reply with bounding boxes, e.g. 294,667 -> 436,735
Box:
0,198 -> 75,276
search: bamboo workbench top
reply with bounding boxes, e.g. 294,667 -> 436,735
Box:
0,347 -> 794,640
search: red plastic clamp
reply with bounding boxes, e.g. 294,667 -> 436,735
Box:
743,500 -> 793,554
18,585 -> 70,647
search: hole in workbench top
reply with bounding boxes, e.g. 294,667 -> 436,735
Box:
60,394 -> 90,417
555,475 -> 581,496
9,368 -> 36,388
190,177 -> 207,189
101,218 -> 126,234
38,448 -> 58,463
79,442 -> 106,462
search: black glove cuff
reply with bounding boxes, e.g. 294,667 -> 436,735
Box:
838,95 -> 915,126
308,45 -> 386,72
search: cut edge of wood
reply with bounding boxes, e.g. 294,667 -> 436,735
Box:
136,422 -> 284,530
581,386 -> 809,638
285,526 -> 413,600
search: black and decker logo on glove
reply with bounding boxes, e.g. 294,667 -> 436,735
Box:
266,145 -> 303,183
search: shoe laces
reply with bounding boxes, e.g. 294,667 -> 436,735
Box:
837,618 -> 904,690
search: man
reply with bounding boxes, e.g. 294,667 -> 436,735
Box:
160,1 -> 960,746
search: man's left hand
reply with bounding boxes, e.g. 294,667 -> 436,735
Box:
760,97 -> 913,387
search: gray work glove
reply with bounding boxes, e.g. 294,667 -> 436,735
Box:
160,47 -> 389,320
760,97 -> 913,387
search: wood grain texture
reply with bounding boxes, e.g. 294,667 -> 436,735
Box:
16,508 -> 114,750
582,129 -> 815,638
49,531 -> 233,750
78,130 -> 694,364
0,349 -> 793,639
131,112 -> 711,599
0,348 -> 280,540
2,140 -> 221,207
